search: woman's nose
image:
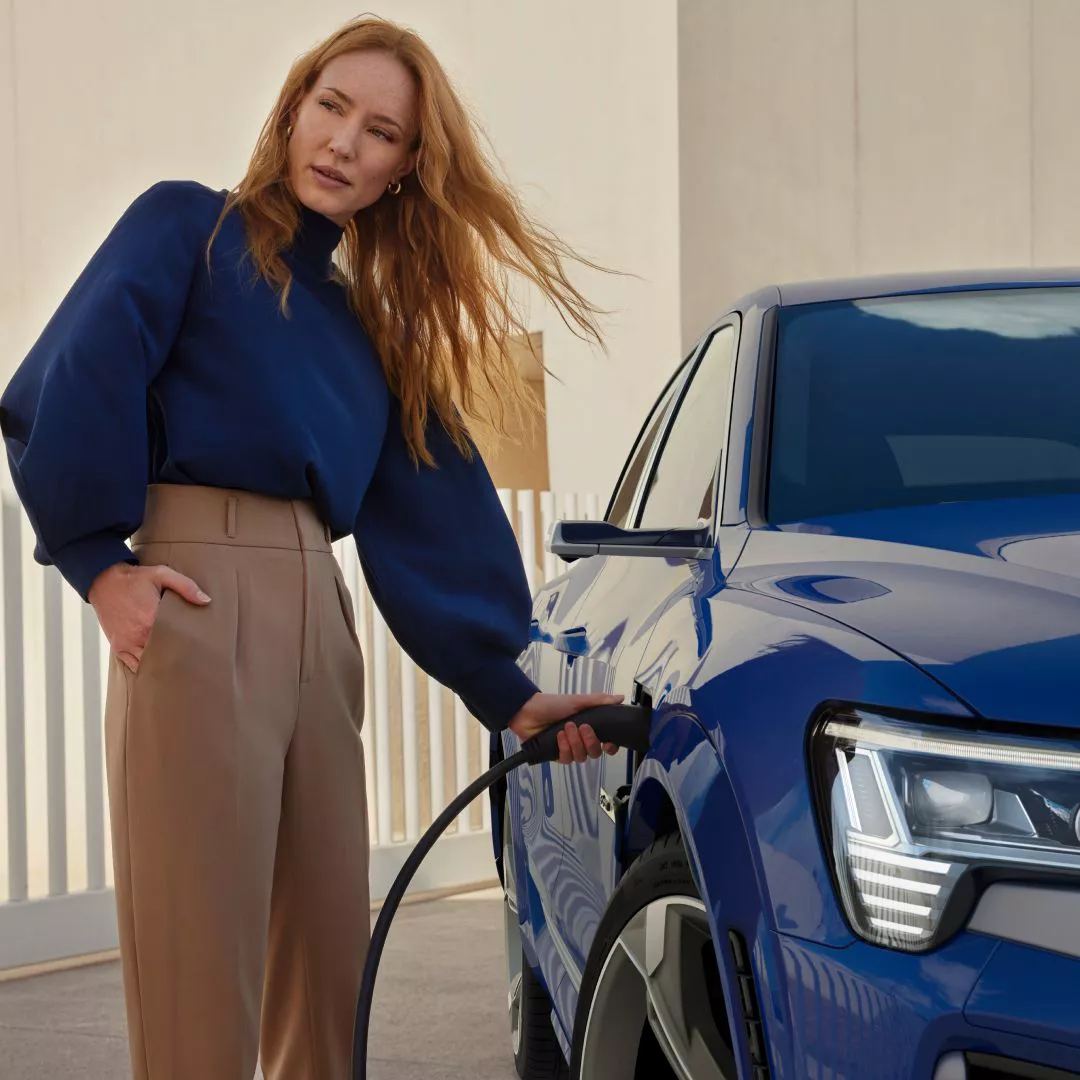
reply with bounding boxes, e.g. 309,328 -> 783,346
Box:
328,133 -> 357,160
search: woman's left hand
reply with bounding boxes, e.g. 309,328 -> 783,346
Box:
507,691 -> 623,765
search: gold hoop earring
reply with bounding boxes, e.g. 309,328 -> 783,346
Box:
388,179 -> 402,195
286,123 -> 293,139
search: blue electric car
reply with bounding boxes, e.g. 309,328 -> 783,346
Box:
492,270 -> 1080,1080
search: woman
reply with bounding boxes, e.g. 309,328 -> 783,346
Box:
0,15 -> 621,1080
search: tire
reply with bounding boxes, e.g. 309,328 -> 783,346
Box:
503,802 -> 570,1080
569,833 -> 736,1080
514,950 -> 570,1080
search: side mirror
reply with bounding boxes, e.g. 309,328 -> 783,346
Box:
548,520 -> 711,563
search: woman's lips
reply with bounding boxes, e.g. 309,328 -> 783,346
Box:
312,165 -> 350,188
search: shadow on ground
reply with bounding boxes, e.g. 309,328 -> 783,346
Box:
0,887 -> 519,1079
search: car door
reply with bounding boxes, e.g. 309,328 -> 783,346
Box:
512,357 -> 690,1000
512,550 -> 606,1000
548,319 -> 742,983
510,361 -> 690,1001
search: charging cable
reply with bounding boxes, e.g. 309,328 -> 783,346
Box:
351,703 -> 653,1079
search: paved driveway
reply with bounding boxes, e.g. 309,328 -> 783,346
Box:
0,886 -> 518,1079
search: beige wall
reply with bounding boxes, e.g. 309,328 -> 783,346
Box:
678,0 -> 1080,351
11,2 -> 1078,510
678,0 -> 857,346
0,0 -> 682,504
0,7 -> 21,388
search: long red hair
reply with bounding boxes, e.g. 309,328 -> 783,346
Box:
207,14 -> 613,465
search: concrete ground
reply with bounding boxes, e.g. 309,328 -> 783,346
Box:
0,886 -> 519,1080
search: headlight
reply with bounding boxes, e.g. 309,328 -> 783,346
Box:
811,707 -> 1080,952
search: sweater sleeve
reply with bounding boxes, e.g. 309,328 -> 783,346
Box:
0,181 -> 209,600
353,398 -> 540,733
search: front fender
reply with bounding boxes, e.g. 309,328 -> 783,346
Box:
620,584 -> 979,1076
685,588 -> 975,950
625,712 -> 797,1077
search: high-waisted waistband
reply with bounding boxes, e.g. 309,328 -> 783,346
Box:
132,484 -> 332,553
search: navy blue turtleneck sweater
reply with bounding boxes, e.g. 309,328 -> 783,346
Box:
0,180 -> 539,732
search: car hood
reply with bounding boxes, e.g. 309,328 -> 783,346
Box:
731,495 -> 1080,729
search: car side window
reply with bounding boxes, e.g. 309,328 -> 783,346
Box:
605,370 -> 685,528
636,323 -> 738,529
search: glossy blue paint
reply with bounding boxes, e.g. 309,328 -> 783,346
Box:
493,273 -> 1080,1078
965,940 -> 1080,1053
777,932 -> 1001,1078
546,548 -> 701,982
624,715 -> 799,1077
776,265 -> 1080,307
659,580 -> 971,946
735,496 -> 1080,728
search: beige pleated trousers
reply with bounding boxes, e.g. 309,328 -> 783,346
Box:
103,483 -> 370,1080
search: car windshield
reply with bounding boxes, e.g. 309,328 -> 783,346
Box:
767,286 -> 1080,522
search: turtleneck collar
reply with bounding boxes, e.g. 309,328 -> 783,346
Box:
290,201 -> 346,277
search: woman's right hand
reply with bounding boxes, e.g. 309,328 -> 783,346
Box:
507,691 -> 624,764
88,562 -> 211,673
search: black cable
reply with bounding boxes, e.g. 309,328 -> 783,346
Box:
351,748 -> 527,1079
350,704 -> 651,1080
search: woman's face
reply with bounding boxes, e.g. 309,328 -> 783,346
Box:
287,50 -> 419,226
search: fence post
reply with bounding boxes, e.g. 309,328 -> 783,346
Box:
3,497 -> 27,902
427,675 -> 444,826
400,652 -> 419,843
43,568 -> 67,897
517,491 -> 536,595
540,491 -> 557,584
478,718 -> 491,832
81,603 -> 106,892
454,695 -> 469,833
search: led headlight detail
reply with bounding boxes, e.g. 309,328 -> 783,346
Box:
812,710 -> 1080,952
911,772 -> 993,828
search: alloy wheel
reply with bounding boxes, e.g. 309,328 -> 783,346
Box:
577,895 -> 735,1079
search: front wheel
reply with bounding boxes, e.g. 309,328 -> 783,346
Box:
502,802 -> 569,1079
570,833 -> 737,1080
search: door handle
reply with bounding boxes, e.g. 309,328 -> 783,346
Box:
554,626 -> 589,656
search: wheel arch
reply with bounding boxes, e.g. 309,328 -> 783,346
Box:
624,717 -> 757,923
621,713 -> 798,1076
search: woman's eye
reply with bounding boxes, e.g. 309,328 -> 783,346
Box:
370,128 -> 392,142
319,99 -> 339,113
